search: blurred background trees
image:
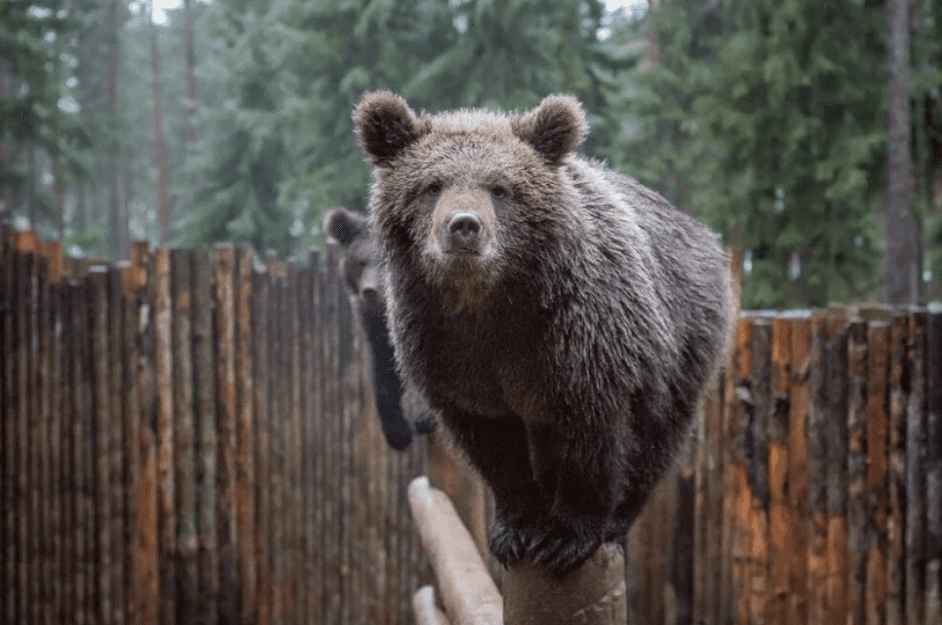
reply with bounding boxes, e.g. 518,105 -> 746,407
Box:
1,0 -> 941,309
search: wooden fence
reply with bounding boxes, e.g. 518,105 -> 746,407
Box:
0,226 -> 429,625
2,226 -> 942,625
625,307 -> 942,625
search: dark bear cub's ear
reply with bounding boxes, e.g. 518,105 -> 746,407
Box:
511,94 -> 588,165
323,207 -> 368,247
353,91 -> 427,166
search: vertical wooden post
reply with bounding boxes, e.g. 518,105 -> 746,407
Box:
91,266 -> 114,625
212,244 -> 238,624
191,248 -> 219,625
864,322 -> 890,625
788,318 -> 811,625
154,246 -> 177,625
106,264 -> 126,625
252,265 -> 271,625
886,313 -> 908,625
923,312 -> 942,625
46,242 -> 65,625
286,262 -> 302,625
235,245 -> 257,625
131,241 -> 159,625
0,224 -> 12,625
905,310 -> 927,625
266,254 -> 286,625
768,317 -> 793,625
171,248 -> 197,625
749,319 -> 772,625
847,320 -> 869,625
807,311 -> 829,625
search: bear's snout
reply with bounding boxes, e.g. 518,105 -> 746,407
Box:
447,213 -> 482,250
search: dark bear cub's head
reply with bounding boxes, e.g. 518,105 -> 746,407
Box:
322,207 -> 383,316
323,206 -> 415,450
354,90 -> 587,309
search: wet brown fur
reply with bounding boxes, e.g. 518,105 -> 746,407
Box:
353,91 -> 735,576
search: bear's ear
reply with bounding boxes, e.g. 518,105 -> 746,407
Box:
512,94 -> 588,164
323,207 -> 368,247
353,91 -> 426,166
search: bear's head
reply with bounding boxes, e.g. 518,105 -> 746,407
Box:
322,207 -> 384,316
353,91 -> 588,308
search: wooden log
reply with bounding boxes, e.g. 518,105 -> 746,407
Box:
726,317 -> 754,625
503,543 -> 627,625
412,586 -> 452,625
78,272 -> 97,625
286,262 -> 302,625
847,320 -> 869,625
313,262 -> 328,625
154,246 -> 177,625
324,244 -> 343,623
235,245 -> 257,625
347,287 -> 365,625
171,249 -> 197,625
35,244 -> 50,625
865,322 -> 890,625
749,320 -> 772,625
671,437 -> 696,625
14,233 -> 37,624
767,318 -> 793,625
407,477 -> 503,625
807,310 -> 829,625
825,308 -> 849,625
694,364 -> 725,625
267,255 -> 287,625
252,267 -> 272,625
191,249 -> 219,625
62,279 -> 77,625
297,261 -> 316,625
426,433 -> 489,563
905,310 -> 927,625
886,314 -> 908,625
788,318 -> 812,625
107,265 -> 126,625
923,312 -> 942,625
212,244 -> 239,624
45,243 -> 64,625
337,266 -> 354,625
119,261 -> 141,625
90,266 -> 114,625
132,242 -> 160,625
0,224 -> 12,624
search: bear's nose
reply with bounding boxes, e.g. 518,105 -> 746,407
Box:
447,213 -> 482,249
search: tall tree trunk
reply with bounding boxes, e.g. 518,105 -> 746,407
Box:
884,0 -> 920,304
122,145 -> 134,242
183,0 -> 199,145
150,1 -> 171,243
639,0 -> 662,73
107,0 -> 123,259
54,155 -> 65,239
0,67 -> 11,220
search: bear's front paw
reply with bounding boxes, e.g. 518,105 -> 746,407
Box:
488,515 -> 543,567
528,518 -> 604,578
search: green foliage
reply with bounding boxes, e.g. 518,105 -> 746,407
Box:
175,0 -> 623,257
621,0 -> 887,309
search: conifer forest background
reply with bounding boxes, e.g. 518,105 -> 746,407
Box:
2,0 -> 942,310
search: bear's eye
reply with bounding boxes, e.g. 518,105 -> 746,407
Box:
491,185 -> 511,200
422,181 -> 442,198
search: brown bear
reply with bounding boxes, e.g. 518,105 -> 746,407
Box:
353,91 -> 735,576
323,206 -> 436,451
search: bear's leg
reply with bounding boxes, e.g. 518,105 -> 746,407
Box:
524,420 -> 624,576
444,411 -> 547,567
